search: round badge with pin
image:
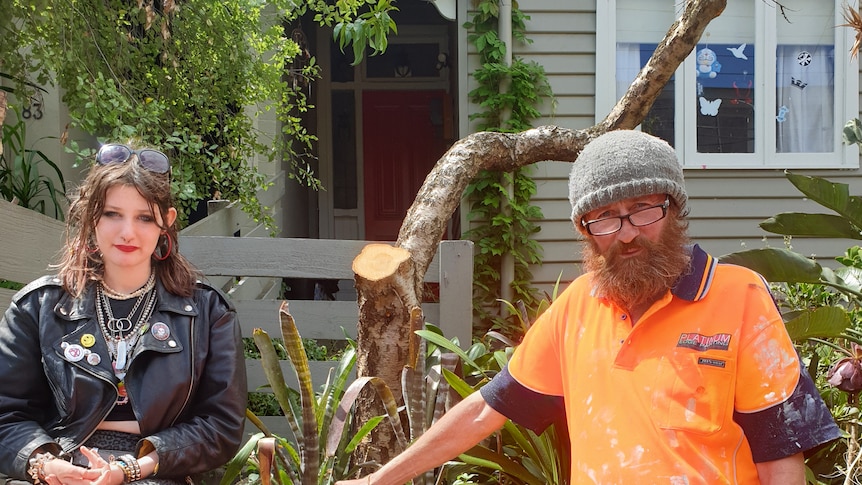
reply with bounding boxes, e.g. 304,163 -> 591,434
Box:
63,344 -> 85,362
81,334 -> 96,348
151,322 -> 171,341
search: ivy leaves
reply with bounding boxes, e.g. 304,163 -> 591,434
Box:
463,0 -> 552,337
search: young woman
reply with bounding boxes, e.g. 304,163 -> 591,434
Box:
0,144 -> 247,484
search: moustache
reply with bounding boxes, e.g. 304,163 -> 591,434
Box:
606,237 -> 654,259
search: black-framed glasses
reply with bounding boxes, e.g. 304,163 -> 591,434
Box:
581,198 -> 670,236
95,144 -> 171,174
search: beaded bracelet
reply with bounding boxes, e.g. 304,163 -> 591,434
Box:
113,459 -> 132,483
27,452 -> 56,484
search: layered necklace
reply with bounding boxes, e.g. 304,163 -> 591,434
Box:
96,273 -> 157,404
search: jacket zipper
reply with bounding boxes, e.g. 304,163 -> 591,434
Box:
170,316 -> 196,427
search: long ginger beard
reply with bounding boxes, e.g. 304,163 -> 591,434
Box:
582,218 -> 691,313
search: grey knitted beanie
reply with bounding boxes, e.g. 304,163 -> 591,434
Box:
569,130 -> 687,223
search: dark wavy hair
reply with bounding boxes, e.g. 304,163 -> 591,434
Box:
56,148 -> 201,298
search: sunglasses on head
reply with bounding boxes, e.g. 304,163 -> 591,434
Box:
95,144 -> 171,174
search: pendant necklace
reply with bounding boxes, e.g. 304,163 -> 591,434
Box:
96,275 -> 157,404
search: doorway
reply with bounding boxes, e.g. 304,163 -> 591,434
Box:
362,90 -> 450,241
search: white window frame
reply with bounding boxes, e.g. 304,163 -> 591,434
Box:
595,0 -> 859,169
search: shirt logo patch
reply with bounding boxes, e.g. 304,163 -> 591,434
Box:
698,357 -> 727,368
677,332 -> 731,351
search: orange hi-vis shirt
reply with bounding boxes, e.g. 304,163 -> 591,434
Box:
506,246 -> 803,484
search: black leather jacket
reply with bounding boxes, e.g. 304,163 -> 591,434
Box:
0,276 -> 247,480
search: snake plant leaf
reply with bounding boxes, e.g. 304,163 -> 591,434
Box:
403,364 -> 426,441
429,353 -> 461,424
783,307 -> 851,342
785,172 -> 862,229
317,345 -> 357,438
760,212 -> 862,239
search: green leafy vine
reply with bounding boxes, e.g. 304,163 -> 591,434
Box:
462,0 -> 553,338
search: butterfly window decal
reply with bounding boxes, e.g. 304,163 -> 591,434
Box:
699,97 -> 722,116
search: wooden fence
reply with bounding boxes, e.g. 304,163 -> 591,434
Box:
0,173 -> 474,438
0,198 -> 65,307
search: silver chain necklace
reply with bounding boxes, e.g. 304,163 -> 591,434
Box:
96,284 -> 157,379
101,272 -> 155,300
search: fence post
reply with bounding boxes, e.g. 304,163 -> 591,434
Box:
436,240 -> 474,348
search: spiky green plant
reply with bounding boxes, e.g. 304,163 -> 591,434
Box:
222,302 -> 406,485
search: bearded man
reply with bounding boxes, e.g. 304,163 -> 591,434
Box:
336,130 -> 840,485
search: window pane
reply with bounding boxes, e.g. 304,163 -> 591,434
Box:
775,1 -> 835,153
695,42 -> 755,153
332,91 -> 357,209
693,0 -> 756,154
365,43 -> 442,78
617,43 -> 675,145
330,43 -> 355,83
616,0 -> 676,146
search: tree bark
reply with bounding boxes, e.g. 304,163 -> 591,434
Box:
351,244 -> 420,466
353,244 -> 419,396
351,0 -> 728,468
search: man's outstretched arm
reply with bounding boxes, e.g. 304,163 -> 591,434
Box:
335,391 -> 508,485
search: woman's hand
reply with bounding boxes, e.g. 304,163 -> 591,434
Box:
77,446 -> 126,485
40,446 -> 123,485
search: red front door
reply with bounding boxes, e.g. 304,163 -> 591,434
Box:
362,90 -> 449,241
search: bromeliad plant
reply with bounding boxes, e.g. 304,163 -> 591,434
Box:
222,301 -> 406,485
226,303 -> 470,485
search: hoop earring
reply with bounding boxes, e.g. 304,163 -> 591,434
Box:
153,233 -> 172,261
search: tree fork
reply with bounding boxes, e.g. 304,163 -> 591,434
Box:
350,0 -> 727,467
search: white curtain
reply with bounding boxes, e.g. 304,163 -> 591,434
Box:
775,44 -> 834,153
616,43 -> 641,101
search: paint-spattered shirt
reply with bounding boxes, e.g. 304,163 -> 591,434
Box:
481,244 -> 840,484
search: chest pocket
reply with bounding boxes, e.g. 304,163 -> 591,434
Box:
649,353 -> 735,435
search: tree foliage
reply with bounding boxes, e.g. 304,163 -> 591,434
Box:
1,0 -> 396,226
